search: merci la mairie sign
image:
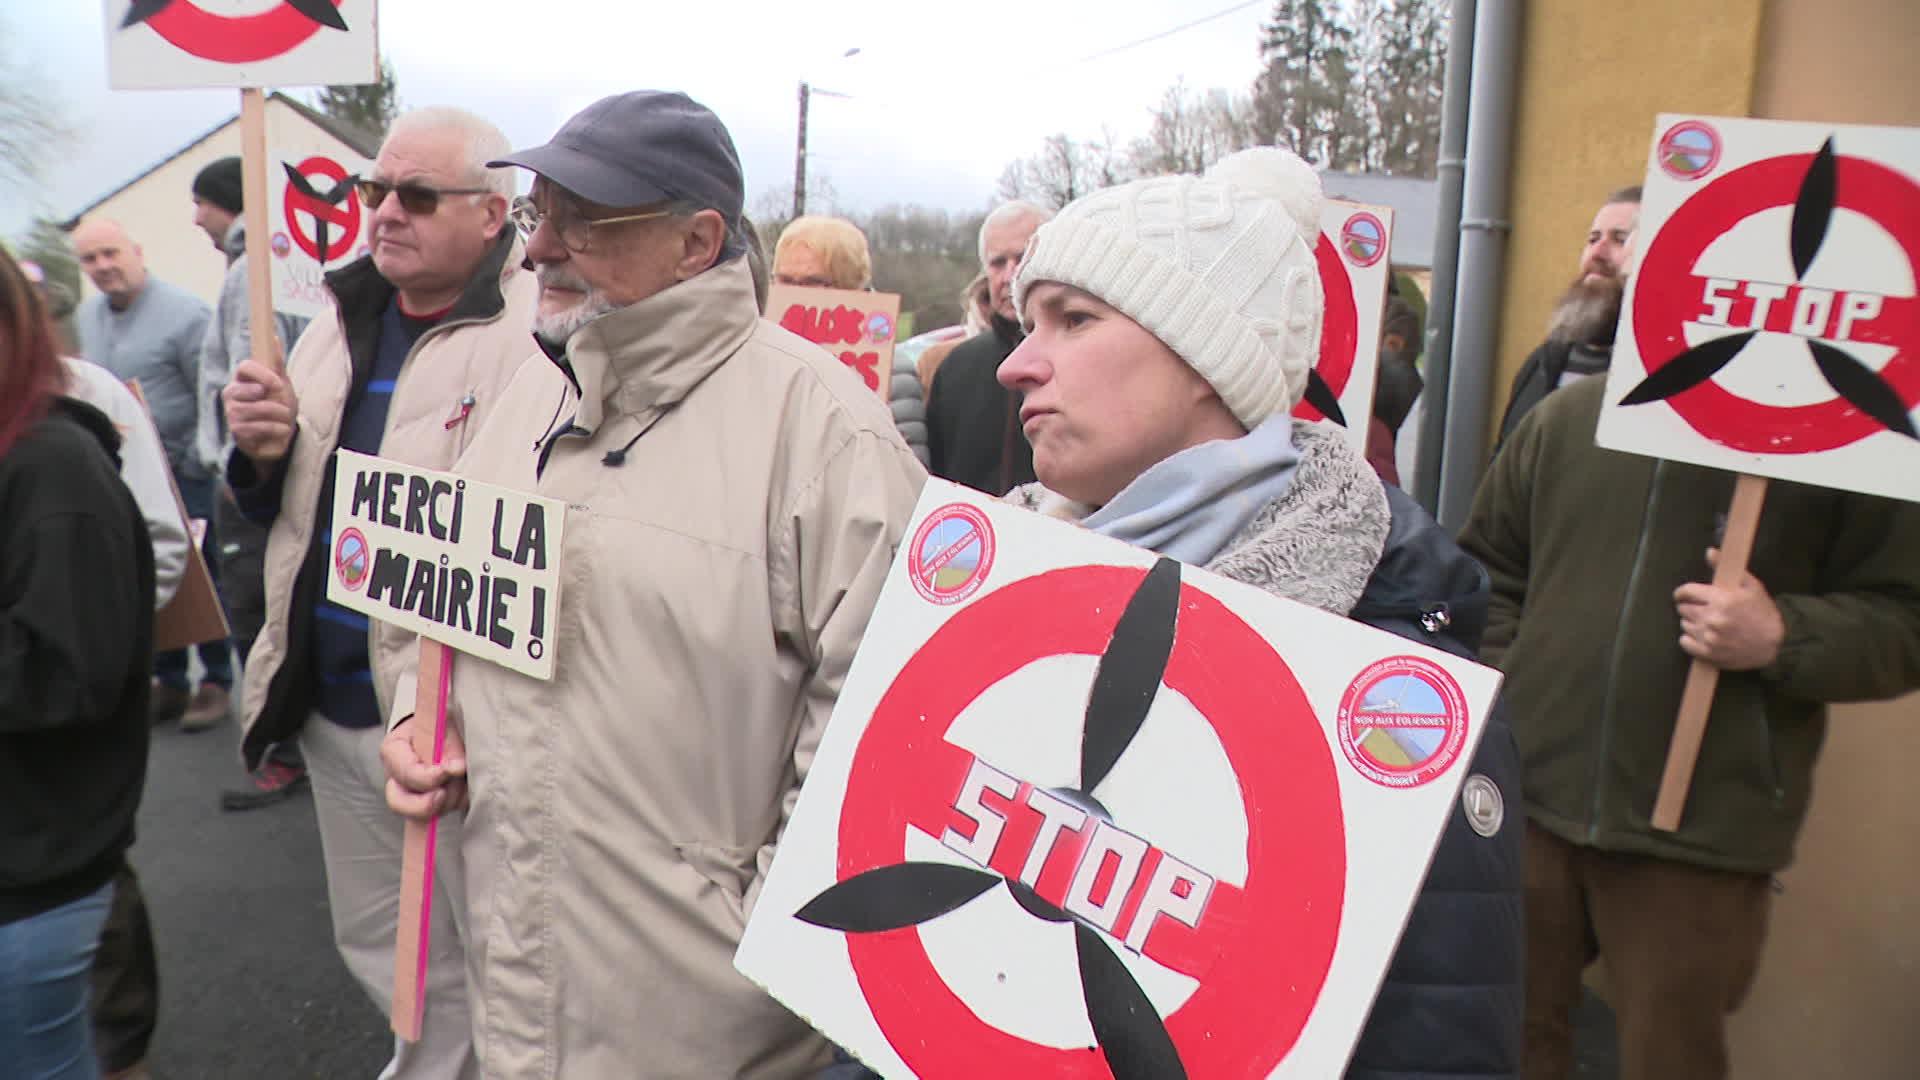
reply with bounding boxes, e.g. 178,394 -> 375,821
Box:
327,450 -> 564,680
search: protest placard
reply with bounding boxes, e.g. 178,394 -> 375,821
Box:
104,0 -> 379,90
263,105 -> 372,319
736,480 -> 1502,1078
1596,114 -> 1920,503
1590,114 -> 1920,828
1295,200 -> 1395,447
768,283 -> 902,397
326,450 -> 565,682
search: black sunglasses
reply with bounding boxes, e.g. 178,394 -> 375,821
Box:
355,178 -> 492,216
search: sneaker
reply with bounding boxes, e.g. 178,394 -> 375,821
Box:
149,681 -> 189,727
220,760 -> 309,812
179,683 -> 230,733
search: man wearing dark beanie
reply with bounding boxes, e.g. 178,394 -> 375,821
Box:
188,157 -> 311,810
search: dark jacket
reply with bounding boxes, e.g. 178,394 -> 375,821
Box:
924,315 -> 1034,495
1,397 -> 154,925
1495,338 -> 1611,448
1344,484 -> 1523,1080
1461,377 -> 1920,873
229,230 -> 527,768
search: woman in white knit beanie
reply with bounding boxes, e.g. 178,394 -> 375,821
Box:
997,146 -> 1527,1079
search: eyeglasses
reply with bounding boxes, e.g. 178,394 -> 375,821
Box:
509,195 -> 674,253
355,178 -> 493,216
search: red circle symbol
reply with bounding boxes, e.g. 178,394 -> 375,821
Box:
141,1 -> 344,64
1336,655 -> 1469,789
1294,232 -> 1360,423
837,565 -> 1345,1076
1633,151 -> 1920,453
333,527 -> 370,591
283,155 -> 361,263
1341,211 -> 1388,268
1658,120 -> 1723,182
907,504 -> 996,606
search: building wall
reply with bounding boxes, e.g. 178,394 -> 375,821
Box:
1488,0 -> 1766,461
1726,4 -> 1920,1078
79,122 -> 241,309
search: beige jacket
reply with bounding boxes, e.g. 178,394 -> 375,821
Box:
404,257 -> 923,1078
236,234 -> 537,767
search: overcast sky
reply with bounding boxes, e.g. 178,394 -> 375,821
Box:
3,1 -> 1275,238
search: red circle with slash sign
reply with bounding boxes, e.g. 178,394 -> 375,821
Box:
1293,232 -> 1361,423
140,1 -> 344,64
837,564 -> 1346,1077
1633,151 -> 1920,454
283,155 -> 361,263
333,527 -> 370,591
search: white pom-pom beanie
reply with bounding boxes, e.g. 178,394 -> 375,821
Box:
1012,146 -> 1325,429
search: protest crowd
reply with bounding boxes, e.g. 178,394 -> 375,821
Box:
4,31 -> 1920,1080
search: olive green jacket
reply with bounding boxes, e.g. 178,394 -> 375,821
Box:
1459,378 -> 1920,873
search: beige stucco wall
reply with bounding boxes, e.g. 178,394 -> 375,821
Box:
1487,0 -> 1767,461
1725,4 -> 1920,1078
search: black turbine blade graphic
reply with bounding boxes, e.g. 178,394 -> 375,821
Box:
121,0 -> 172,29
1006,879 -> 1072,923
1075,923 -> 1187,1080
282,162 -> 322,200
1790,137 -> 1839,281
1303,368 -> 1348,427
320,175 -> 357,206
1809,339 -> 1919,440
1080,558 -> 1181,793
794,862 -> 999,933
1620,331 -> 1758,406
286,0 -> 351,31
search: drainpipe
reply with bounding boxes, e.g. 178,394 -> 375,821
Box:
1434,0 -> 1524,530
1411,0 -> 1477,513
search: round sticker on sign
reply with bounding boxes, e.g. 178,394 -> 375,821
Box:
333,527 -> 370,591
1658,119 -> 1723,181
1336,655 -> 1470,788
1341,211 -> 1388,268
907,503 -> 996,605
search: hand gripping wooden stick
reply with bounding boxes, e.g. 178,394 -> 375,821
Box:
392,639 -> 459,1040
1650,473 -> 1769,832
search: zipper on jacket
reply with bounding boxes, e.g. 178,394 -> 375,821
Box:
1590,459 -> 1666,841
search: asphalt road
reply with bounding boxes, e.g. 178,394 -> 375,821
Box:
133,712 -> 388,1080
129,704 -> 1622,1079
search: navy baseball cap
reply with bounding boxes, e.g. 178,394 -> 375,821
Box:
490,91 -> 744,224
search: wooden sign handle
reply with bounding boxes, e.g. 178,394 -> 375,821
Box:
1650,472 -> 1770,831
238,88 -> 283,374
392,638 -> 460,1041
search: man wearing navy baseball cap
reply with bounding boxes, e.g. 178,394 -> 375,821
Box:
382,91 -> 925,1077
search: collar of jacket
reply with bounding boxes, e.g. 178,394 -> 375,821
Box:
222,218 -> 245,267
323,228 -> 525,336
990,311 -> 1024,347
550,256 -> 758,434
51,395 -> 123,466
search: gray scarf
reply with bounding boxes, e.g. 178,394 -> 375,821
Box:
1081,415 -> 1300,565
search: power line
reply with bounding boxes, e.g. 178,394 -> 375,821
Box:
1076,0 -> 1268,65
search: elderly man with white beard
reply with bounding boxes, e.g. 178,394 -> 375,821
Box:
381,90 -> 924,1077
220,105 -> 536,1079
1495,186 -> 1641,446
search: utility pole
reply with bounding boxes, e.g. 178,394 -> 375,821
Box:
794,81 -> 810,219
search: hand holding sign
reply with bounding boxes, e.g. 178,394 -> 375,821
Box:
223,357 -> 300,464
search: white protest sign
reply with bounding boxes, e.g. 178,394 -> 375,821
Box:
1596,114 -> 1920,503
736,480 -> 1501,1078
327,450 -> 564,680
264,103 -> 372,319
104,0 -> 379,90
1293,199 -> 1395,447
